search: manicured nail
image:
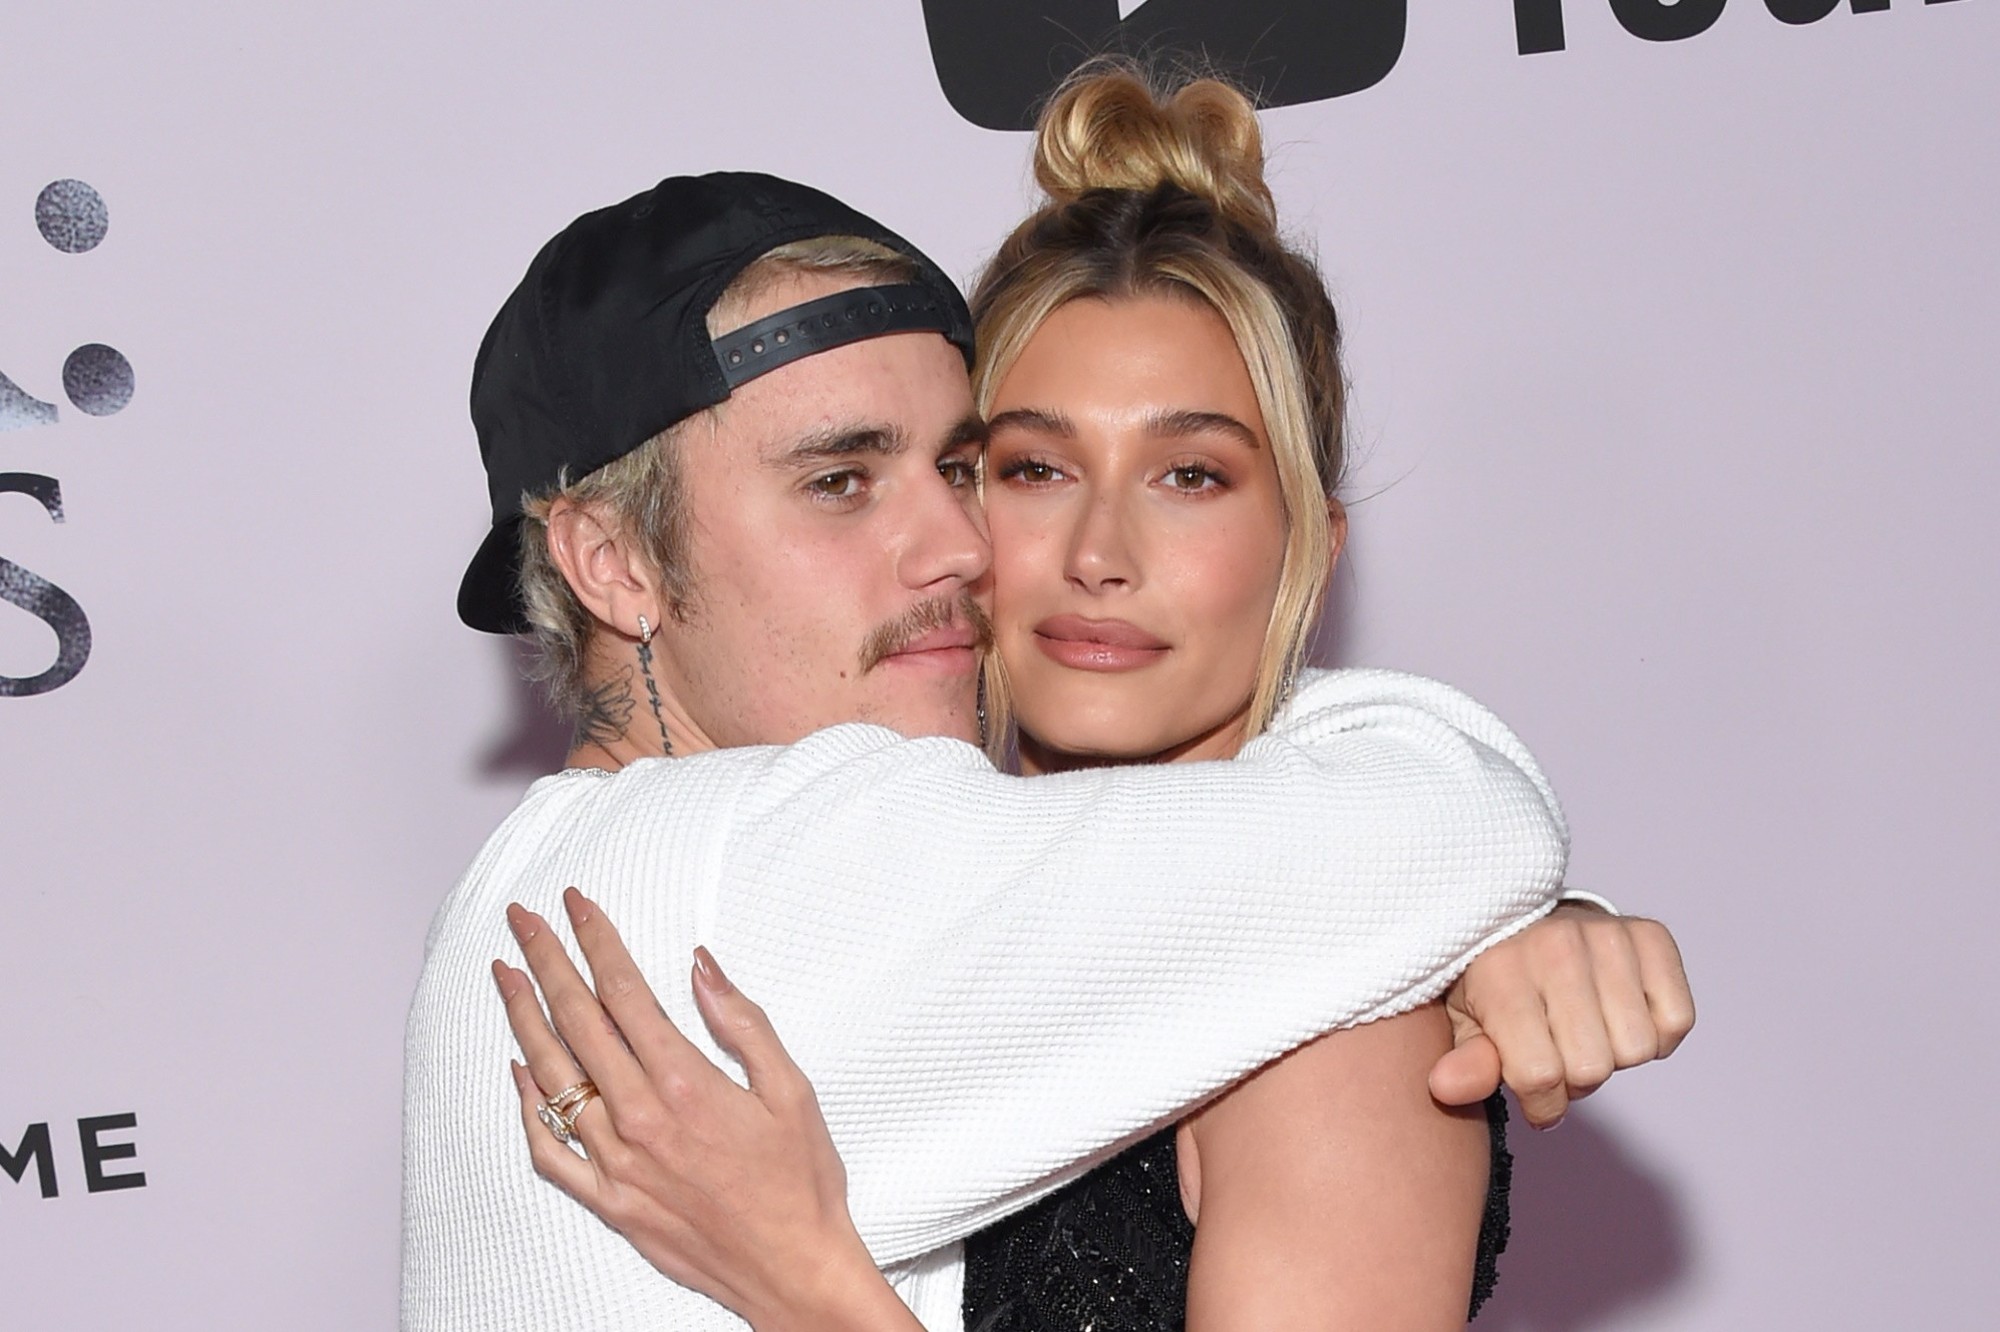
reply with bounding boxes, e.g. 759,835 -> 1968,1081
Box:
506,903 -> 540,942
1534,1115 -> 1566,1132
491,959 -> 522,999
509,1060 -> 535,1095
564,886 -> 594,925
692,946 -> 733,994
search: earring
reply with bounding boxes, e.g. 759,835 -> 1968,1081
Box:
1274,665 -> 1299,718
634,614 -> 672,756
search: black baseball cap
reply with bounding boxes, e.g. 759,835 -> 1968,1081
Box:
457,171 -> 976,634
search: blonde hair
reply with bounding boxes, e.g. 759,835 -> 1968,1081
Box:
516,235 -> 918,723
973,62 -> 1346,744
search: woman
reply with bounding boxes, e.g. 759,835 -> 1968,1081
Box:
495,67 -> 1684,1330
967,70 -> 1494,1325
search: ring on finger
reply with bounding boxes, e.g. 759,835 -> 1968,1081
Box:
536,1080 -> 600,1144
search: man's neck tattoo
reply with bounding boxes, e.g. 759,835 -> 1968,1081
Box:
574,671 -> 636,750
635,639 -> 673,756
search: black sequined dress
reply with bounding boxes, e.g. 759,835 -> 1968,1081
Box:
962,1093 -> 1512,1331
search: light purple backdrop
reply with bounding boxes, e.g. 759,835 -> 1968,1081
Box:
4,3 -> 1994,1328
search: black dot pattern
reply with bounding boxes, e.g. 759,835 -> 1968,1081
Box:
63,343 -> 134,416
36,179 -> 108,253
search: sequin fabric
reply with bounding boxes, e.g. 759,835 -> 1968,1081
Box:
963,1094 -> 1513,1330
963,1127 -> 1193,1332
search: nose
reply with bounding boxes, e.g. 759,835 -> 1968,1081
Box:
897,465 -> 992,593
1063,485 -> 1139,595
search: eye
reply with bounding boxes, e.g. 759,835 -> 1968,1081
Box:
1163,464 -> 1225,493
805,468 -> 867,501
938,455 -> 979,489
995,456 -> 1067,486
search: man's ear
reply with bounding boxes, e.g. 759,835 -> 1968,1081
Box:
544,498 -> 663,640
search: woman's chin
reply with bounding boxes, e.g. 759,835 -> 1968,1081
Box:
1014,712 -> 1209,770
1012,686 -> 1258,771
1002,656 -> 1259,769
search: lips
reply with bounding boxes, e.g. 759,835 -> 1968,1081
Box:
882,624 -> 980,672
892,625 -> 979,655
1032,615 -> 1170,672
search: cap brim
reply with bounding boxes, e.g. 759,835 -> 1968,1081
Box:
458,518 -> 530,635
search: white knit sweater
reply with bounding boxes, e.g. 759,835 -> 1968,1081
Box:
401,668 -> 1569,1331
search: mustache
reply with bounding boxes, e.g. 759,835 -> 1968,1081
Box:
857,593 -> 994,674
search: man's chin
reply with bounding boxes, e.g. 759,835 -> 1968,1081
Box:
859,687 -> 981,743
894,710 -> 982,743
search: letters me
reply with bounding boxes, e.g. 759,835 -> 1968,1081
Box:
2,1114 -> 146,1198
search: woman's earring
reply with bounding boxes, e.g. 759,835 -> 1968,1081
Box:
635,614 -> 673,757
1274,666 -> 1299,718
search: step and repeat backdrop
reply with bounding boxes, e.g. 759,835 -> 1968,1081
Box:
4,3 -> 1994,1328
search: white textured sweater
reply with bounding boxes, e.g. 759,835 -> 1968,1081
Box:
402,668 -> 1569,1331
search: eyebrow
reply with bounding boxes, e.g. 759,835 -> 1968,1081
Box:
986,407 -> 1074,438
765,421 -> 908,469
940,411 -> 991,453
987,406 -> 1261,450
1143,408 -> 1262,451
765,411 -> 989,469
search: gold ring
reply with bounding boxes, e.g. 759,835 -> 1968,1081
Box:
545,1080 -> 597,1114
536,1080 -> 599,1144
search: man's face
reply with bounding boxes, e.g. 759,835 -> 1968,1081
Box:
656,270 -> 993,747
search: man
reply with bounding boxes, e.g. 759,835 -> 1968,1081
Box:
404,173 -> 1690,1330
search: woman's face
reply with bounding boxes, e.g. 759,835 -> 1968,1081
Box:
984,294 -> 1288,768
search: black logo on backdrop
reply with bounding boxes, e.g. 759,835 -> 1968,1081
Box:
924,0 -> 1970,126
1,178 -> 131,697
1516,0 -> 1964,54
2,1113 -> 146,1198
0,472 -> 90,695
921,1 -> 1407,131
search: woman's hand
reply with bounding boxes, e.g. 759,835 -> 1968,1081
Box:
1429,905 -> 1696,1127
494,888 -> 923,1332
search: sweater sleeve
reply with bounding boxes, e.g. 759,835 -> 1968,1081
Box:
701,668 -> 1568,1266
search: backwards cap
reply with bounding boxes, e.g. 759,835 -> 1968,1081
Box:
458,171 -> 974,634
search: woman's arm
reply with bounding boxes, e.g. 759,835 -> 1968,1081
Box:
1182,1004 -> 1487,1332
495,900 -> 926,1332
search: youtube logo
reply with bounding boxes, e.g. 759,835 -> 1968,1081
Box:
922,0 -> 1408,130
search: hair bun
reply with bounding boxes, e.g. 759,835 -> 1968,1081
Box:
1033,65 -> 1276,234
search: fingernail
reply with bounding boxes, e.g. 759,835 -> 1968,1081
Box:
564,886 -> 593,925
490,959 -> 521,998
1535,1115 -> 1566,1132
692,946 -> 733,994
509,1060 -> 534,1093
506,904 -> 540,942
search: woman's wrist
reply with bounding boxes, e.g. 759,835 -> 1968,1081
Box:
750,1236 -> 924,1332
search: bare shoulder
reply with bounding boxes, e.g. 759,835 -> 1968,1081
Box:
1181,1006 -> 1489,1332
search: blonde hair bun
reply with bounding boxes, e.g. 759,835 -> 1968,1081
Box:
1034,65 -> 1276,234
